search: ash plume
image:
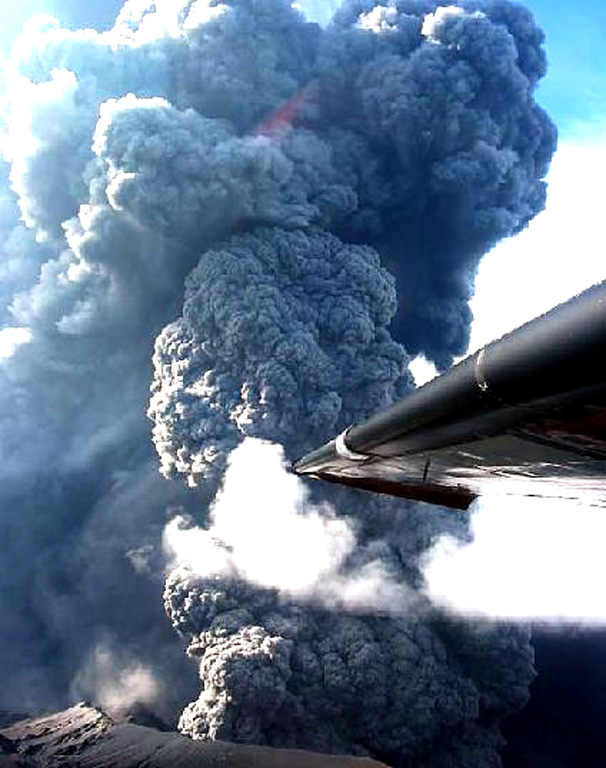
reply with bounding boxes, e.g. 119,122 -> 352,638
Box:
149,225 -> 409,487
70,643 -> 160,717
0,0 -> 554,764
315,0 -> 556,368
162,439 -> 534,762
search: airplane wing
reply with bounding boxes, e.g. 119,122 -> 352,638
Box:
293,282 -> 606,510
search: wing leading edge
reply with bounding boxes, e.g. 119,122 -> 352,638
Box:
293,282 -> 606,510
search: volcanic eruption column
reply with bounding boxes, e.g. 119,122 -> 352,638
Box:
0,0 -> 556,764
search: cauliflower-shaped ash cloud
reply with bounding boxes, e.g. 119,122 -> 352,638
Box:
3,0 -> 556,368
316,0 -> 557,367
0,0 -> 554,754
165,566 -> 535,764
149,226 -> 410,485
150,207 -> 534,765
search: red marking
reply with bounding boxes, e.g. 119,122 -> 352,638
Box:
254,83 -> 317,140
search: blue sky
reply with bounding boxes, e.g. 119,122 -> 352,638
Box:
524,0 -> 606,130
1,0 -> 122,42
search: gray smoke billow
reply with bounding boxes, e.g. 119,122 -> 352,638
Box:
149,226 -> 410,487
0,0 -> 555,763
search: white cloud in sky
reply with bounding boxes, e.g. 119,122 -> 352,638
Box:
408,355 -> 439,387
0,327 -> 32,360
423,496 -> 606,623
468,127 -> 606,353
71,644 -> 160,715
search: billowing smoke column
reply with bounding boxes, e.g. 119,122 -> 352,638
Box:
142,0 -> 551,763
323,0 -> 556,367
161,439 -> 536,764
149,226 -> 410,486
0,0 -> 554,763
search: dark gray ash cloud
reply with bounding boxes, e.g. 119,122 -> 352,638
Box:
313,0 -> 556,367
0,0 -> 555,763
149,226 -> 409,487
165,568 -> 535,765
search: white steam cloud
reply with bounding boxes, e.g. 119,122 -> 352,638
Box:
71,644 -> 160,715
164,438 -> 416,614
0,326 -> 31,360
421,5 -> 468,41
423,496 -> 606,623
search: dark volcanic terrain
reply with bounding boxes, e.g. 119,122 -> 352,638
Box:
0,703 -> 388,768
